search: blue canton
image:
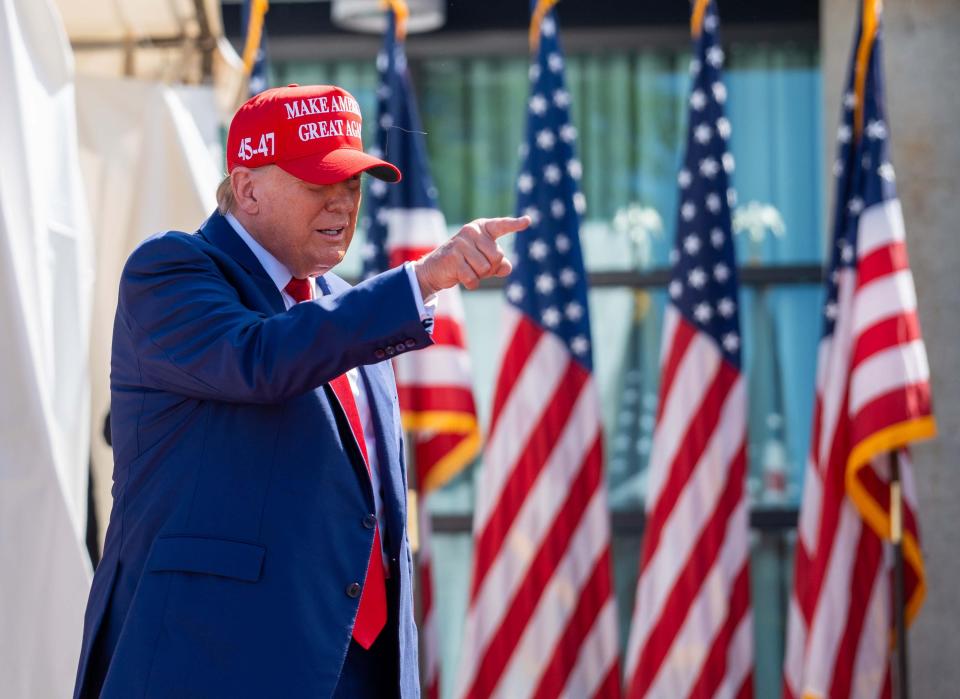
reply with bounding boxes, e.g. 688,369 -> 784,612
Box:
669,0 -> 742,369
509,7 -> 594,369
822,12 -> 898,338
361,10 -> 439,280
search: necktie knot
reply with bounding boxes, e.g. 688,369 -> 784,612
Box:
284,277 -> 313,303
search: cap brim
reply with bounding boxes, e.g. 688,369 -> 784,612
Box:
278,148 -> 402,185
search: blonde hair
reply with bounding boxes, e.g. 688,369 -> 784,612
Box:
216,174 -> 235,215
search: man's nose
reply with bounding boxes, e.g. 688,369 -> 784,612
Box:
325,182 -> 356,211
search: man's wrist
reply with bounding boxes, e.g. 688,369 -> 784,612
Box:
412,260 -> 438,300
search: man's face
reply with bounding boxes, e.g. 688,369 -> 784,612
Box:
245,165 -> 362,278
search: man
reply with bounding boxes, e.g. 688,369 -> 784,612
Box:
73,84 -> 527,698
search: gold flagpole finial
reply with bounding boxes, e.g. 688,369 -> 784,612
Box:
691,0 -> 711,38
853,0 -> 882,139
241,0 -> 270,77
381,0 -> 410,40
529,0 -> 560,53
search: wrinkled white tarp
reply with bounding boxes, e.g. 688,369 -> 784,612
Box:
0,0 -> 95,694
77,77 -> 222,530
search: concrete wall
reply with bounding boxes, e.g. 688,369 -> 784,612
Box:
821,0 -> 960,695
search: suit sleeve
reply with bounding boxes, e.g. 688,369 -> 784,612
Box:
116,233 -> 432,404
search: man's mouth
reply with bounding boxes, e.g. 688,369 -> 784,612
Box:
316,227 -> 345,237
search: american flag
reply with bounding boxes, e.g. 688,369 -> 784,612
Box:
623,2 -> 754,697
783,2 -> 936,697
454,3 -> 620,698
361,9 -> 481,699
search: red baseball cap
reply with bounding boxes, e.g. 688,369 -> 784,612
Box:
226,84 -> 401,184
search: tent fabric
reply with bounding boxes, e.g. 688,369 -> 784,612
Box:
54,0 -> 244,120
0,0 -> 95,694
76,76 -> 222,530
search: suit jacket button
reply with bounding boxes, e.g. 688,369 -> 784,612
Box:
385,345 -> 395,356
362,514 -> 377,530
405,338 -> 416,348
346,582 -> 361,598
374,349 -> 385,359
394,343 -> 406,353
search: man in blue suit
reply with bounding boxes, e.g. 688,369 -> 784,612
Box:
73,84 -> 527,698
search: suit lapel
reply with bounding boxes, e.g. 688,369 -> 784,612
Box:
198,212 -> 286,314
358,362 -> 405,556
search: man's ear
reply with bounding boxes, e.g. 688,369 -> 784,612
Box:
231,168 -> 259,215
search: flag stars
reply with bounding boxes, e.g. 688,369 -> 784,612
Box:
544,164 -> 562,184
551,199 -> 566,218
380,113 -> 394,128
536,273 -> 556,294
565,302 -> 584,321
548,53 -> 564,73
529,63 -> 541,82
681,201 -> 697,221
571,335 -> 590,356
529,94 -> 548,116
689,58 -> 702,76
706,193 -> 722,214
524,206 -> 542,225
560,124 -> 578,143
555,233 -> 571,252
694,302 -> 713,323
840,243 -> 855,263
714,262 -> 731,283
375,208 -> 389,225
537,129 -> 556,150
683,234 -> 702,255
699,157 -> 720,178
879,162 -> 896,182
553,89 -> 571,108
706,45 -> 725,68
678,169 -> 693,188
865,119 -> 888,140
712,82 -> 727,104
669,279 -> 684,299
722,332 -> 740,353
541,16 -> 556,37
376,51 -> 389,71
718,297 -> 736,318
824,302 -> 838,320
716,117 -> 732,140
710,228 -> 725,248
690,89 -> 707,111
837,124 -> 852,144
507,283 -> 525,303
703,13 -> 719,32
843,91 -> 858,110
542,307 -> 562,327
573,192 -> 586,214
529,239 -> 550,261
560,267 -> 579,287
847,197 -> 865,215
688,267 -> 707,289
567,158 -> 582,180
370,179 -> 387,197
669,248 -> 680,265
694,123 -> 713,145
722,152 -> 735,174
361,242 -> 377,260
518,172 -> 534,193
833,159 -> 845,177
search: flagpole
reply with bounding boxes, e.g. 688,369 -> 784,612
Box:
889,450 -> 909,699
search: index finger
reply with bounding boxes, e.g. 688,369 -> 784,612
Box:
480,216 -> 531,240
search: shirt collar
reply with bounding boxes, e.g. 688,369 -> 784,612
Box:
225,212 -> 293,294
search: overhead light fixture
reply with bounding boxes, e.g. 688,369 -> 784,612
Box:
330,0 -> 445,34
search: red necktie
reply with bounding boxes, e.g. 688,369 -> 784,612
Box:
284,277 -> 388,649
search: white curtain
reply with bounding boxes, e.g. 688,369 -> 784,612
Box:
75,76 -> 222,534
0,0 -> 94,695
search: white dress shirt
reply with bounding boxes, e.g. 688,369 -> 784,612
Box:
225,213 -> 434,566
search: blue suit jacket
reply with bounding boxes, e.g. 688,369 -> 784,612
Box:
74,212 -> 431,698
